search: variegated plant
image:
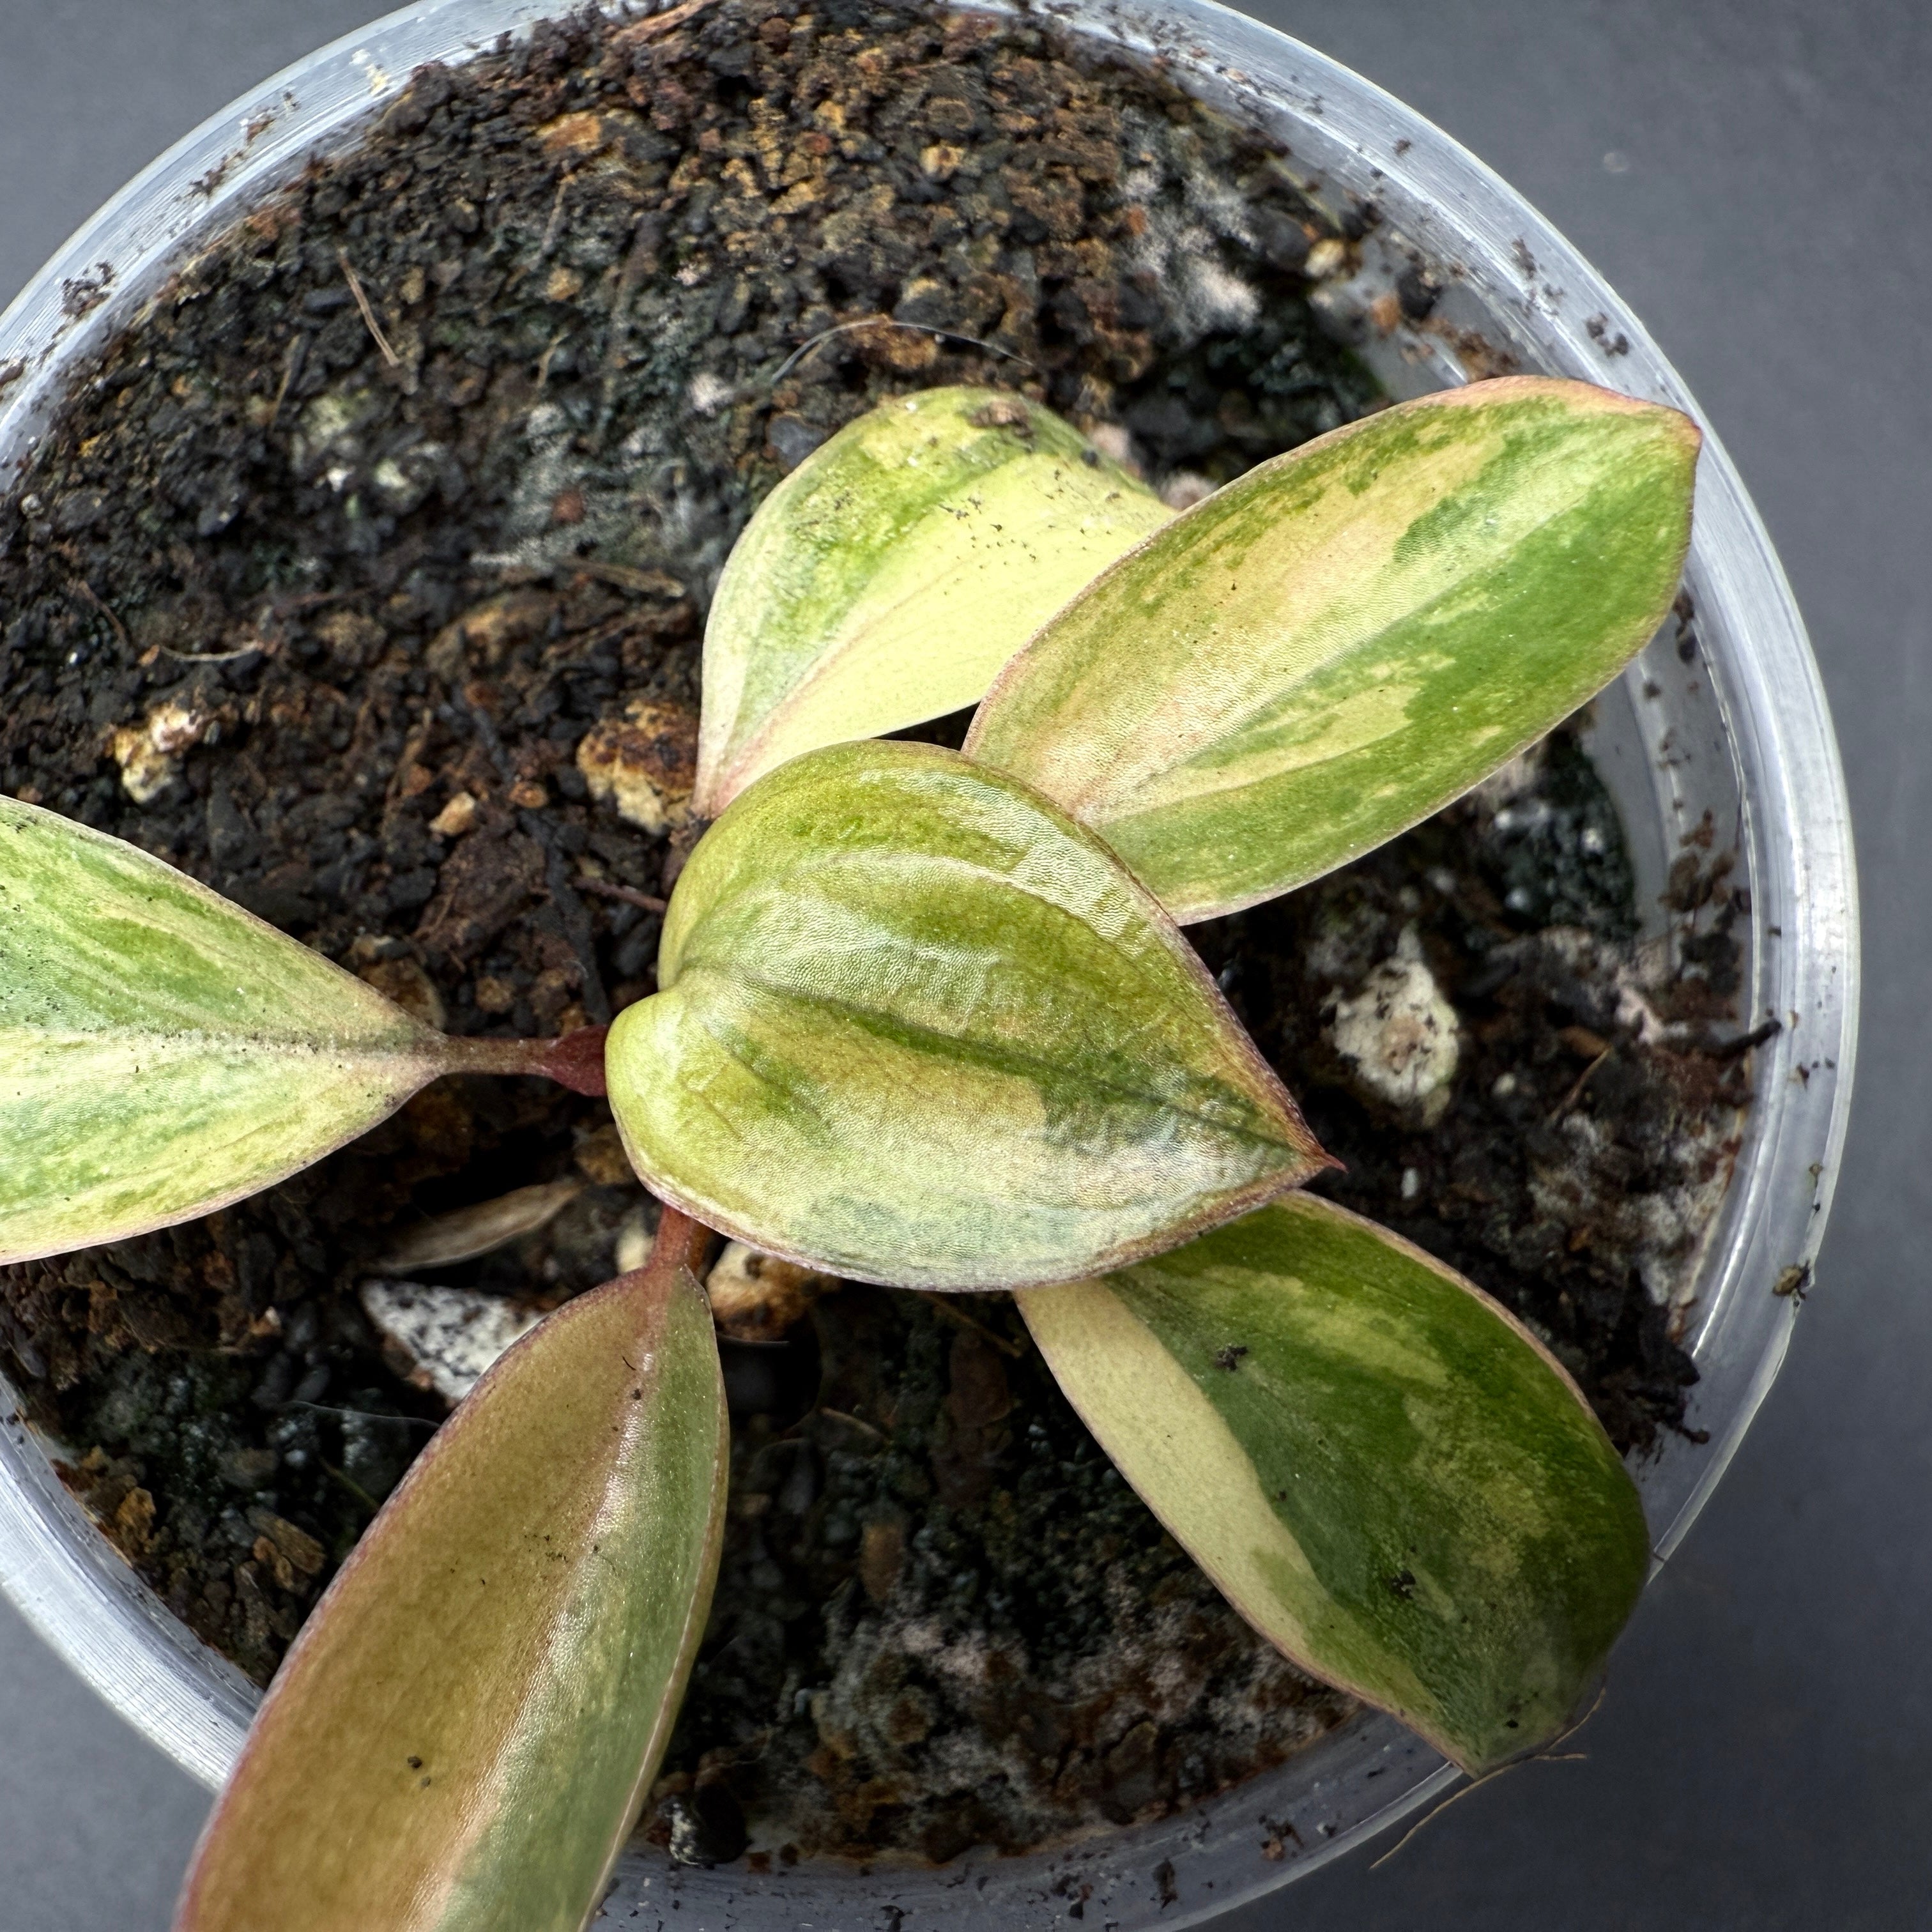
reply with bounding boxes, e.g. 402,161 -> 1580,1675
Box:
0,376 -> 1699,1932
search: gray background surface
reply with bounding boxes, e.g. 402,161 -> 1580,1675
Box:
0,1 -> 1922,1926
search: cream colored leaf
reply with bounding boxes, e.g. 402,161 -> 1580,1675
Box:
967,378 -> 1699,922
694,387 -> 1170,816
0,799 -> 446,1263
1018,1193 -> 1651,1774
608,741 -> 1328,1290
177,1213 -> 727,1932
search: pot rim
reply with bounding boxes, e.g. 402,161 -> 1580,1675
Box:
0,0 -> 1858,1923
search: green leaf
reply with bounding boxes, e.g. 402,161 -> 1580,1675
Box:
608,741 -> 1328,1290
175,1211 -> 728,1932
693,385 -> 1170,817
0,798 -> 447,1264
1016,1193 -> 1650,1774
966,377 -> 1700,923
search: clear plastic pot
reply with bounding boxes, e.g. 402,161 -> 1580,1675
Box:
0,1 -> 1857,1924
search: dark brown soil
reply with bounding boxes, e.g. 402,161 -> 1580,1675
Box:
0,0 -> 1736,1868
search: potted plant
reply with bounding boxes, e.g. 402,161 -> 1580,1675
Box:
7,358 -> 1692,1924
0,0 -> 1855,1916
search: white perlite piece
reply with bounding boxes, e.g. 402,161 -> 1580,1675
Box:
109,700 -> 208,804
360,1280 -> 542,1406
1328,924 -> 1462,1124
705,1239 -> 836,1342
615,1204 -> 652,1276
688,371 -> 734,415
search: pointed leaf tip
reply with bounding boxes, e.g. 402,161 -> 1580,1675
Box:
1018,1192 -> 1651,1774
608,741 -> 1328,1290
0,797 -> 447,1263
176,1209 -> 727,1932
693,385 -> 1171,816
967,376 -> 1701,923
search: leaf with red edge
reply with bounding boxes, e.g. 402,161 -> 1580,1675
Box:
174,1209 -> 727,1932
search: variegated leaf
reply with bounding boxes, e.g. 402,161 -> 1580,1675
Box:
175,1210 -> 728,1932
967,378 -> 1700,923
1017,1193 -> 1650,1774
693,386 -> 1170,817
0,797 -> 447,1263
607,741 -> 1328,1289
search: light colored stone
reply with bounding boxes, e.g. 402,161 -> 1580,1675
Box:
360,1280 -> 543,1406
430,790 -> 478,838
1158,471 -> 1215,511
1086,422 -> 1144,478
1328,924 -> 1461,1124
705,1239 -> 836,1342
109,700 -> 207,804
615,1204 -> 652,1276
576,697 -> 699,835
1304,236 -> 1350,280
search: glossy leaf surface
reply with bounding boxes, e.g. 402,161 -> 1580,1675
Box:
0,797 -> 445,1263
1016,1193 -> 1650,1773
176,1211 -> 728,1932
693,386 -> 1170,816
608,741 -> 1327,1289
967,378 -> 1700,922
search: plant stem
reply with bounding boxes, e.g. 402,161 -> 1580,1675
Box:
638,1200 -> 716,1285
438,1025 -> 610,1095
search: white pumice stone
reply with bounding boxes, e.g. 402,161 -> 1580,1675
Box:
359,1280 -> 542,1406
1328,924 -> 1462,1126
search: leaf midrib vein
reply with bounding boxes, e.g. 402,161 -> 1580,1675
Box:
679,965 -> 1294,1156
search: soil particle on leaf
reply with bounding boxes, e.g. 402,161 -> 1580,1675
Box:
0,0 -> 1736,1869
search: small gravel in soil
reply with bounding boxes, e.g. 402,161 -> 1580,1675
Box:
0,0 -> 1735,1866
